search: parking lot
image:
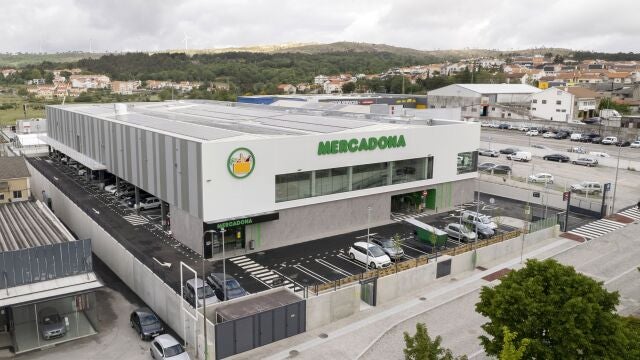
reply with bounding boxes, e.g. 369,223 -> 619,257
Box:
230,194 -> 594,291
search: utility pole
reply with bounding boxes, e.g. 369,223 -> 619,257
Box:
366,206 -> 371,271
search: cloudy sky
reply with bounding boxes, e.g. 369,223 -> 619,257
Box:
3,0 -> 639,53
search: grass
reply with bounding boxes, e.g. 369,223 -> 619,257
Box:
0,91 -> 46,126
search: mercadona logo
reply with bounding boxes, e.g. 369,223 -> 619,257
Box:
227,147 -> 255,179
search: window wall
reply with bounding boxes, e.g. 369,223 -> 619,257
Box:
457,151 -> 478,174
276,157 -> 435,202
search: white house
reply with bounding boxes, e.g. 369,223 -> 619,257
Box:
530,87 -> 574,121
314,75 -> 329,85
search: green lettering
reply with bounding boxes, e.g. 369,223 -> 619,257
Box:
368,137 -> 378,150
339,140 -> 348,153
398,135 -> 406,147
387,135 -> 397,148
378,136 -> 388,149
330,140 -> 339,154
358,138 -> 369,151
348,139 -> 358,152
318,141 -> 331,155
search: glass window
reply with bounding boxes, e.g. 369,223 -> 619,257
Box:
532,99 -> 537,103
542,100 -> 547,104
275,172 -> 312,202
315,167 -> 349,196
426,156 -> 434,179
13,190 -> 22,198
392,158 -> 426,184
457,151 -> 478,174
352,162 -> 389,190
556,100 -> 562,105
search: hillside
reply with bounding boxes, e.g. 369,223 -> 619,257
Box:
0,52 -> 105,67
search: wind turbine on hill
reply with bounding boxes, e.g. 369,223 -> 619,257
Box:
183,32 -> 191,52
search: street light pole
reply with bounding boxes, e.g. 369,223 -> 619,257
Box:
611,128 -> 623,213
221,228 -> 227,301
201,230 -> 216,360
366,206 -> 371,270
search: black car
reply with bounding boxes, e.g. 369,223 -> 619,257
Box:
616,140 -> 631,147
498,123 -> 509,129
591,136 -> 603,144
478,162 -> 496,172
130,307 -> 164,340
492,165 -> 512,174
499,147 -> 520,154
543,154 -> 570,162
554,131 -> 569,139
206,273 -> 249,301
580,134 -> 599,143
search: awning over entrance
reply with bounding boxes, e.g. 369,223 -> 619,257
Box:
204,212 -> 279,231
0,273 -> 103,307
38,135 -> 107,171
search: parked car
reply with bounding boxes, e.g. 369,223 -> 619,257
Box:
183,278 -> 218,307
478,148 -> 499,157
570,133 -> 583,141
206,273 -> 249,301
78,168 -> 87,176
630,141 -> 640,148
506,151 -> 531,162
543,154 -> 570,163
601,136 -> 618,145
615,140 -> 631,147
126,193 -> 153,208
134,197 -> 161,210
554,131 -> 569,139
469,223 -> 495,239
589,151 -> 610,158
499,147 -> 520,155
492,165 -> 512,174
579,133 -> 599,143
443,223 -> 476,243
572,157 -> 598,167
498,123 -> 509,129
115,185 -> 135,197
528,173 -> 554,184
570,181 -> 602,195
542,132 -> 556,138
105,182 -> 129,194
150,334 -> 190,360
38,308 -> 67,340
461,210 -> 498,230
478,162 -> 496,172
348,242 -> 391,269
591,136 -> 603,144
130,307 -> 164,340
525,129 -> 539,136
370,236 -> 405,261
532,144 -> 547,149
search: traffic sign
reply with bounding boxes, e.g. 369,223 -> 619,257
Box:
532,192 -> 540,198
563,191 -> 571,202
604,183 -> 611,191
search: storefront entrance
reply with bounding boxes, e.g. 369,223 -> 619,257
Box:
203,212 -> 280,259
391,189 -> 436,213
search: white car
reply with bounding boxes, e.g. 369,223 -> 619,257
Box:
506,151 -> 532,162
570,181 -> 602,194
525,130 -> 539,136
601,136 -> 618,145
104,184 -> 118,194
588,151 -> 610,158
528,173 -> 554,184
348,242 -> 391,269
150,334 -> 190,360
78,168 -> 87,176
443,223 -> 477,243
630,141 -> 640,148
542,132 -> 556,138
134,197 -> 161,210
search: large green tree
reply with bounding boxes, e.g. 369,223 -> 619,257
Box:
476,259 -> 639,359
403,323 -> 467,360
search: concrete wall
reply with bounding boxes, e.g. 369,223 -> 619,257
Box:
306,285 -> 360,330
27,162 -> 211,357
255,179 -> 475,252
170,204 -> 204,255
376,261 -> 437,306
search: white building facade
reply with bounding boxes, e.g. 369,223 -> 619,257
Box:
530,87 -> 574,121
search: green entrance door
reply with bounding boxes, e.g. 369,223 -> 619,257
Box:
424,188 -> 436,209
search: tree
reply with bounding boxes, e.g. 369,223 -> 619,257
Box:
599,97 -> 630,115
498,327 -> 529,360
403,323 -> 467,360
553,55 -> 564,64
476,259 -> 639,359
341,82 -> 355,93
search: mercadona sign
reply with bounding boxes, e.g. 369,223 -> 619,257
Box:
317,135 -> 406,155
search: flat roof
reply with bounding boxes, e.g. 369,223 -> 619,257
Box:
446,84 -> 542,95
0,201 -> 76,252
48,100 -> 464,143
215,288 -> 302,321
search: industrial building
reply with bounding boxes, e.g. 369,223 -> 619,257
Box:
238,94 -> 428,108
41,101 -> 479,259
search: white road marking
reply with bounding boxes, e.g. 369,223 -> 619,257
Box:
315,258 -> 352,276
293,264 -> 331,283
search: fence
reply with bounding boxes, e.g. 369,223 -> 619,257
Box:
308,229 -> 522,296
528,216 -> 558,233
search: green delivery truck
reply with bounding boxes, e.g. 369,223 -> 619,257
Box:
404,218 -> 448,247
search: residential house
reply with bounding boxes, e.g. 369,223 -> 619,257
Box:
323,80 -> 343,94
296,83 -> 310,93
70,75 -> 110,89
1,69 -> 17,78
25,79 -> 45,85
0,156 -> 31,203
604,72 -> 633,84
146,80 -> 172,90
505,73 -> 529,84
568,87 -> 600,119
314,75 -> 329,85
530,87 -> 574,121
210,81 -> 230,91
110,80 -> 139,95
576,73 -> 604,84
277,84 -> 296,94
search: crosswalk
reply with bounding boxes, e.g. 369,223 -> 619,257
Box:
391,212 -> 422,222
567,218 -> 626,241
229,256 -> 301,292
619,207 -> 640,222
123,214 -> 149,226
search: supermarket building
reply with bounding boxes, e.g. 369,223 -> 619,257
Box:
42,101 -> 479,259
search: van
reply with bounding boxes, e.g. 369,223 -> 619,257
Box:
570,133 -> 582,141
461,210 -> 498,230
506,151 -> 531,162
601,136 -> 618,145
570,181 -> 602,194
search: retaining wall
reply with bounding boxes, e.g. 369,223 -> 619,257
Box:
306,285 -> 360,330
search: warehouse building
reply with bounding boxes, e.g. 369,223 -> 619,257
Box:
41,101 -> 479,259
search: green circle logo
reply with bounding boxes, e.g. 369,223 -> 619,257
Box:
227,147 -> 255,179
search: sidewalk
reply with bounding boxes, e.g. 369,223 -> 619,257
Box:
232,237 -> 579,360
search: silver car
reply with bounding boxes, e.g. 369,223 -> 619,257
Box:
39,308 -> 67,340
443,223 -> 477,243
478,148 -> 499,157
370,236 -> 405,261
571,157 -> 598,167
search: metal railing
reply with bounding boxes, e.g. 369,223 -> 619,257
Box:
528,217 -> 558,233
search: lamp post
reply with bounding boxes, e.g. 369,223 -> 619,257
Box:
366,206 -> 371,271
201,230 -> 216,360
221,228 -> 227,301
611,128 -> 623,213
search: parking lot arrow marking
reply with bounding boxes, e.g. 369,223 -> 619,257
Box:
92,208 -> 100,215
152,257 -> 172,268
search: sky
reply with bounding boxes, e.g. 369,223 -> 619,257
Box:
2,0 -> 639,53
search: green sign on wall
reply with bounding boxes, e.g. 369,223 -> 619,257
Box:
317,135 -> 406,155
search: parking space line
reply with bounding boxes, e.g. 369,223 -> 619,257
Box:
336,253 -> 367,269
355,233 -> 377,239
315,259 -> 352,276
398,242 -> 428,255
293,264 -> 331,283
